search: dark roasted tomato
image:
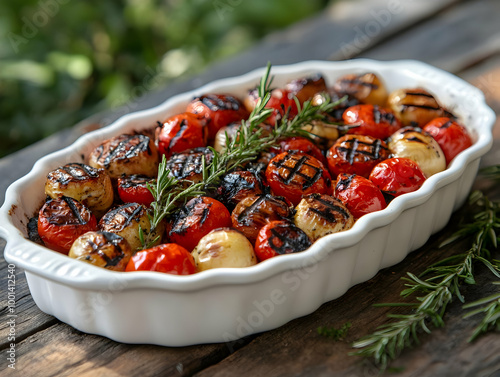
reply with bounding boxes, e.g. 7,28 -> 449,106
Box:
285,74 -> 327,105
423,117 -> 473,165
369,157 -> 426,197
254,220 -> 312,262
117,175 -> 155,206
38,197 -> 98,254
165,147 -> 214,185
156,113 -> 208,159
273,136 -> 327,165
167,196 -> 232,251
244,88 -> 298,126
327,134 -> 391,178
266,151 -> 332,206
343,104 -> 402,140
186,94 -> 249,140
125,243 -> 196,275
231,193 -> 293,243
217,170 -> 266,209
333,174 -> 386,219
333,72 -> 388,106
69,231 -> 133,271
388,88 -> 446,127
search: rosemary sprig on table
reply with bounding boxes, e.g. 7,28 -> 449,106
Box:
142,63 -> 346,247
350,188 -> 500,369
463,281 -> 500,341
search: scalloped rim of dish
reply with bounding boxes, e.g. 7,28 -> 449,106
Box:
0,59 -> 495,292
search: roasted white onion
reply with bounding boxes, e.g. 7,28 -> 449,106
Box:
388,88 -> 445,127
333,72 -> 388,106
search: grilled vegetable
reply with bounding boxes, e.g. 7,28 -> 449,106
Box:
117,174 -> 155,206
165,147 -> 214,185
99,203 -> 163,251
266,151 -> 332,206
45,162 -> 113,218
327,134 -> 391,178
167,196 -> 232,251
217,170 -> 266,209
88,134 -> 159,179
254,220 -> 312,261
69,231 -> 133,271
244,88 -> 298,126
388,88 -> 446,127
231,193 -> 293,243
192,228 -> 257,271
333,72 -> 388,106
126,243 -> 196,275
213,123 -> 241,153
38,197 -> 98,254
285,74 -> 327,105
294,194 -> 354,241
388,127 -> 446,177
343,104 -> 402,140
273,136 -> 327,165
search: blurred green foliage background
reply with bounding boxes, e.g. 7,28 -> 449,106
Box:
0,0 -> 329,158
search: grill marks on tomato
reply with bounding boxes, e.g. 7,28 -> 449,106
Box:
268,223 -> 311,255
338,137 -> 387,164
168,120 -> 189,150
272,153 -> 322,189
170,197 -> 212,236
200,94 -> 241,111
45,197 -> 89,226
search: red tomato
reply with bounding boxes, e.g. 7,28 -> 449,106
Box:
254,220 -> 312,262
274,136 -> 327,165
369,157 -> 426,197
343,104 -> 402,140
167,196 -> 231,251
186,94 -> 249,140
423,117 -> 473,165
38,197 -> 98,254
246,88 -> 298,126
327,134 -> 391,178
333,174 -> 386,219
156,113 -> 208,159
117,175 -> 155,206
266,151 -> 332,206
125,243 -> 196,275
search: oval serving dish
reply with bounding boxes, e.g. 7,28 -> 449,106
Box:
0,60 -> 495,346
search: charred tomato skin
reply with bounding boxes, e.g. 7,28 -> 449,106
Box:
343,104 -> 402,140
186,94 -> 249,140
156,113 -> 208,159
423,117 -> 473,165
38,197 -> 98,254
117,175 -> 155,206
333,174 -> 386,219
266,151 -> 332,206
274,136 -> 327,165
327,134 -> 391,178
254,220 -> 312,262
167,196 -> 232,251
369,157 -> 426,197
125,243 -> 196,275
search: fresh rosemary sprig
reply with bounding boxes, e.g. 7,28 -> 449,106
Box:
141,63 -> 346,249
350,189 -> 500,370
463,281 -> 500,341
480,164 -> 500,180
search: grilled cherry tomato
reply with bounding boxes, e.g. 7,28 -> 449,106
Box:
369,157 -> 426,197
333,174 -> 386,219
244,88 -> 298,126
156,113 -> 208,158
167,196 -> 232,251
88,134 -> 159,179
231,193 -> 293,244
38,197 -> 98,254
423,117 -> 473,165
273,136 -> 327,165
126,243 -> 196,275
266,151 -> 332,206
254,220 -> 312,262
69,231 -> 133,271
192,228 -> 257,271
285,74 -> 327,105
117,174 -> 155,206
186,94 -> 249,140
333,72 -> 388,106
388,88 -> 446,127
327,134 -> 391,178
343,104 -> 402,140
217,170 -> 266,209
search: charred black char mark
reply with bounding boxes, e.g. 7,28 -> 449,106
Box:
237,194 -> 289,224
62,196 -> 86,225
440,120 -> 454,129
199,94 -> 241,112
102,203 -> 144,229
308,195 -> 351,222
338,138 -> 386,164
101,135 -> 151,167
169,120 -> 188,149
272,153 -> 322,190
86,232 -> 125,267
237,194 -> 267,223
219,173 -> 256,202
404,91 -> 435,99
54,163 -> 99,185
268,223 -> 311,255
28,216 -> 43,244
167,148 -> 212,179
119,174 -> 153,189
336,174 -> 356,191
169,198 -> 212,235
339,77 -> 378,89
405,136 -> 427,144
401,104 -> 441,112
373,106 -> 397,125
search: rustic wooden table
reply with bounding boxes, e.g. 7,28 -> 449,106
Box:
1,0 -> 500,376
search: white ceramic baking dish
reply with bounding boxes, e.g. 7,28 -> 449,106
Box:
0,60 -> 495,346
